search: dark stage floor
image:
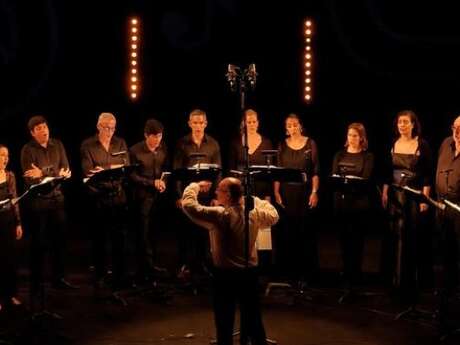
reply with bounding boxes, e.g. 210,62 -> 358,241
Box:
1,231 -> 459,345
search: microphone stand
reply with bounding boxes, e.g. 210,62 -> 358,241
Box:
226,64 -> 256,269
389,184 -> 435,323
223,64 -> 277,345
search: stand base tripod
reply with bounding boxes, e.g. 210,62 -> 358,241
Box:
115,280 -> 173,305
210,330 -> 278,345
265,280 -> 319,306
26,295 -> 69,344
436,288 -> 460,342
395,304 -> 434,321
338,286 -> 385,305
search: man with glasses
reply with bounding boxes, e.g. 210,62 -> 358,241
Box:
81,112 -> 130,292
436,115 -> 460,336
182,177 -> 279,345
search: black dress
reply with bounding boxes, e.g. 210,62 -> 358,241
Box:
229,136 -> 273,198
276,138 -> 320,281
331,150 -> 374,286
382,139 -> 433,296
0,172 -> 21,304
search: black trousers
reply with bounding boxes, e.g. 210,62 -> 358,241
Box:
212,267 -> 267,345
29,197 -> 67,293
0,208 -> 18,303
92,197 -> 127,287
135,195 -> 160,276
439,208 -> 460,290
176,209 -> 210,275
336,209 -> 366,286
382,190 -> 432,301
273,207 -> 319,282
437,207 -> 460,329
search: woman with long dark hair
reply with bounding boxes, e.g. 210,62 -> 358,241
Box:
274,113 -> 320,284
0,144 -> 23,311
381,110 -> 433,300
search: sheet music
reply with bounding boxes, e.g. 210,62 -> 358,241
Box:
83,165 -> 122,183
401,185 -> 422,195
444,199 -> 460,213
331,174 -> 365,180
250,165 -> 278,169
190,163 -> 219,169
160,171 -> 171,181
0,198 -> 11,207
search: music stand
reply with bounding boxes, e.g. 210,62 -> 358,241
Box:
174,159 -> 221,295
16,177 -> 68,322
173,165 -> 221,184
329,170 -> 381,304
232,165 -> 312,304
390,184 -> 435,322
84,164 -> 138,306
120,170 -> 173,304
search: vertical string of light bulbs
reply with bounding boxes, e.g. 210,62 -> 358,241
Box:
304,19 -> 313,103
128,17 -> 140,100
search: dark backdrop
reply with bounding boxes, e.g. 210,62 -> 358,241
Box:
2,0 -> 460,220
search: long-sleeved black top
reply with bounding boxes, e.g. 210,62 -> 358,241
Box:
20,138 -> 70,198
129,140 -> 169,198
173,133 -> 221,197
436,137 -> 460,201
80,135 -> 130,198
383,138 -> 432,189
0,171 -> 21,225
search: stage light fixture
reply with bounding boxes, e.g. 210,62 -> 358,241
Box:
128,17 -> 141,101
303,18 -> 314,103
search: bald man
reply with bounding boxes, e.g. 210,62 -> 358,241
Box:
436,115 -> 460,334
182,177 -> 279,345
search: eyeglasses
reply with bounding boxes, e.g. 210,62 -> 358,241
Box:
451,126 -> 460,132
100,126 -> 116,132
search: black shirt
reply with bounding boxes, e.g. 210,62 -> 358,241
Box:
80,135 -> 129,199
278,138 -> 320,179
229,136 -> 274,198
436,137 -> 460,201
173,133 -> 221,169
332,150 -> 375,211
129,140 -> 168,197
229,136 -> 274,170
20,138 -> 70,198
0,171 -> 21,225
81,135 -> 129,176
173,133 -> 222,197
383,138 -> 432,189
332,150 -> 374,178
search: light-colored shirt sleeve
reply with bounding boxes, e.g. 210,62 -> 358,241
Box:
251,196 -> 279,228
182,182 -> 224,230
